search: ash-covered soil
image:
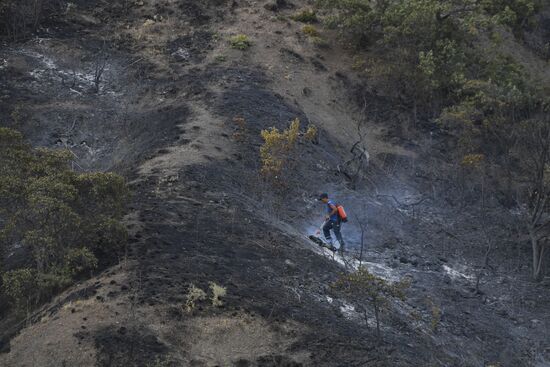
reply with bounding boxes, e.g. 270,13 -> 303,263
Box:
0,0 -> 549,366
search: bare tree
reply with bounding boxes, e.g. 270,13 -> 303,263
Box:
358,217 -> 367,267
356,200 -> 369,266
338,95 -> 370,189
333,267 -> 408,340
0,0 -> 54,41
517,117 -> 550,281
93,41 -> 109,93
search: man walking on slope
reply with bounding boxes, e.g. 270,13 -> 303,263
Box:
318,193 -> 345,253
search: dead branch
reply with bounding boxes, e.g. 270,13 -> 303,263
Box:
93,41 -> 108,93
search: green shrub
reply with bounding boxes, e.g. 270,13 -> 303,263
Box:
304,124 -> 318,142
2,268 -> 37,313
229,34 -> 252,50
302,24 -> 319,37
291,9 -> 317,23
352,57 -> 366,71
482,0 -> 541,30
318,0 -> 541,108
64,247 -> 99,276
147,357 -> 171,367
185,284 -> 206,312
0,127 -> 129,313
214,55 -> 227,62
36,271 -> 73,297
311,36 -> 330,49
209,282 -> 226,307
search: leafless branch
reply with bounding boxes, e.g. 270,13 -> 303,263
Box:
93,41 -> 109,93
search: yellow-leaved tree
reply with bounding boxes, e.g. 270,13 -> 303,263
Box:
260,118 -> 301,187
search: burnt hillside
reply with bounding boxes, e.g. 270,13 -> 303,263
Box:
0,0 -> 549,366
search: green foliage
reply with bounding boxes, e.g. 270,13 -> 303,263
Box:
229,34 -> 252,50
10,104 -> 24,125
320,0 -> 547,280
302,24 -> 319,37
318,0 -> 541,108
352,56 -> 366,71
291,9 -> 317,23
64,247 -> 99,276
321,0 -> 471,105
2,268 -> 37,312
275,14 -> 287,22
426,298 -> 442,332
439,56 -> 544,157
481,0 -> 541,30
316,0 -> 549,284
320,0 -> 546,157
147,357 -> 171,367
0,128 -> 129,313
36,270 -> 73,297
311,36 -> 330,49
214,55 -> 227,63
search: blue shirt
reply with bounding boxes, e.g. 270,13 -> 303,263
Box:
327,200 -> 339,222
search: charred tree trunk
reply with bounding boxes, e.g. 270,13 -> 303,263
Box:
530,232 -> 546,281
373,300 -> 380,339
359,219 -> 366,266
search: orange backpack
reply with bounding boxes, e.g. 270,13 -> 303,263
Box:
337,204 -> 348,222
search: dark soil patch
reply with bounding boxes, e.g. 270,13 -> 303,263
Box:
280,48 -> 305,63
207,67 -> 307,131
168,31 -> 213,64
94,325 -> 169,367
309,57 -> 327,71
0,40 -> 189,172
177,1 -> 212,25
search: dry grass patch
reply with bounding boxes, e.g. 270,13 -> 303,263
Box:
184,314 -> 309,365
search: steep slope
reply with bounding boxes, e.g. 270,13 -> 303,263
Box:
0,1 -> 549,366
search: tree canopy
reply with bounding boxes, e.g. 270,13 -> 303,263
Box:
0,128 -> 129,311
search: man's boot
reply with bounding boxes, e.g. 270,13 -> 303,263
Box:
325,238 -> 337,252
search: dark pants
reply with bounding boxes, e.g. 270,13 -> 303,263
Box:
323,220 -> 344,246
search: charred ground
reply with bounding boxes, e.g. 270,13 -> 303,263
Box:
0,0 -> 549,366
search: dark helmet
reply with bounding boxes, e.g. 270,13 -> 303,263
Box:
319,193 -> 328,200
